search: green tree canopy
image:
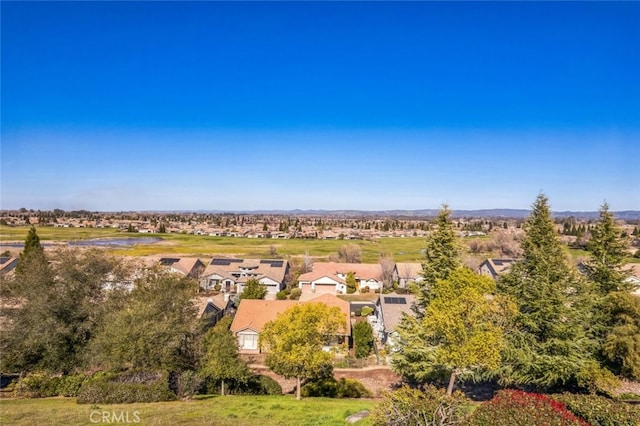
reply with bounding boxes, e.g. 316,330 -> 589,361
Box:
353,320 -> 374,359
89,268 -> 200,372
260,302 -> 346,400
239,278 -> 267,300
497,193 -> 595,389
1,249 -> 127,374
601,292 -> 640,380
200,317 -> 250,395
393,267 -> 514,393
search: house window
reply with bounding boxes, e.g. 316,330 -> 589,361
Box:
239,333 -> 257,350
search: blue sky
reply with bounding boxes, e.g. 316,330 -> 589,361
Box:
2,1 -> 639,212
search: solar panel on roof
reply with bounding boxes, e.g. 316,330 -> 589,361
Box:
384,297 -> 407,304
211,259 -> 232,266
229,259 -> 243,263
0,257 -> 10,264
159,258 -> 180,265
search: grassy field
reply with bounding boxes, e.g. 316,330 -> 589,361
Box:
0,395 -> 374,426
0,225 -> 427,263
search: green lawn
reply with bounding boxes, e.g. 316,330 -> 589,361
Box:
0,395 -> 375,425
0,225 -> 427,263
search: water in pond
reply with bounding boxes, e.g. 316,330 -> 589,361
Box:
0,237 -> 163,248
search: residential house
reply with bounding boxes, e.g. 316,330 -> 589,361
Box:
395,262 -> 423,288
374,293 -> 416,348
230,293 -> 351,354
624,263 -> 640,297
479,258 -> 517,280
297,262 -> 385,296
158,257 -> 205,279
196,294 -> 233,329
200,258 -> 289,298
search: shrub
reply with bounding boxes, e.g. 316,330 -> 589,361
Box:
276,290 -> 287,300
14,373 -> 60,398
289,288 -> 302,300
577,362 -> 620,397
176,370 -> 203,399
361,306 -> 374,317
336,378 -> 372,398
371,385 -> 470,426
552,393 -> 640,426
301,377 -> 371,398
231,374 -> 282,395
301,378 -> 338,398
56,374 -> 88,397
77,371 -> 176,404
469,390 -> 588,426
353,321 -> 374,359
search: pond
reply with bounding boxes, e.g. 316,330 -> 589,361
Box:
68,237 -> 163,247
0,237 -> 163,248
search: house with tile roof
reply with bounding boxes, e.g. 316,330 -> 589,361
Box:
297,262 -> 385,296
624,263 -> 640,297
230,293 -> 351,354
158,257 -> 205,279
479,258 -> 517,280
200,258 -> 289,298
395,262 -> 423,288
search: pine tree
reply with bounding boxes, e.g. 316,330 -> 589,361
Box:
587,203 -> 639,380
415,205 -> 461,314
586,203 -> 631,294
497,193 -> 594,389
16,225 -> 45,275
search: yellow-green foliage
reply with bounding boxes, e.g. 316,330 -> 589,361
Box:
423,268 -> 512,371
260,303 -> 347,399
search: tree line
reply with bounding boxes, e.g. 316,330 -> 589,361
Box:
392,194 -> 640,395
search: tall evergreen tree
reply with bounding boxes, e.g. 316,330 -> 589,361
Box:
587,203 -> 639,380
415,205 -> 461,314
16,225 -> 45,275
497,193 -> 594,389
586,202 -> 631,294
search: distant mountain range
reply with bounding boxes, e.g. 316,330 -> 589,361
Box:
192,209 -> 640,220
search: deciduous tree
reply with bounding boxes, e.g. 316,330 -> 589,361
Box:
337,244 -> 362,263
200,317 -> 250,395
260,303 -> 346,400
90,268 -> 200,372
1,248 -> 127,374
393,267 -> 514,393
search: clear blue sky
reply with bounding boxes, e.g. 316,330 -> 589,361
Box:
2,1 -> 638,212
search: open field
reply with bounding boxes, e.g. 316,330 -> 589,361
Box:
2,226 -> 638,264
0,395 -> 374,426
0,226 -> 427,263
